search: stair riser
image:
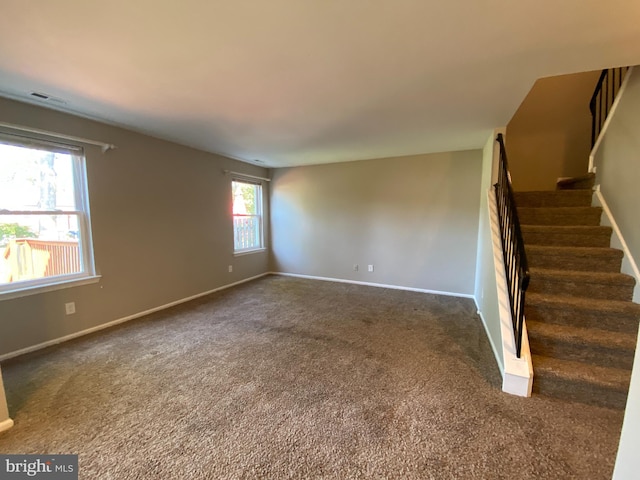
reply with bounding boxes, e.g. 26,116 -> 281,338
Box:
525,306 -> 639,334
556,175 -> 596,191
514,192 -> 593,208
533,375 -> 628,409
528,279 -> 634,302
522,232 -> 611,248
526,253 -> 622,273
519,210 -> 602,226
529,336 -> 635,369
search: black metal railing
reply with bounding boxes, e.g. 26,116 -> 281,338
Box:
590,67 -> 629,147
494,134 -> 530,358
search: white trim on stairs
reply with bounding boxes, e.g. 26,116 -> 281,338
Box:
488,191 -> 534,397
0,419 -> 13,433
0,365 -> 12,433
593,188 -> 640,303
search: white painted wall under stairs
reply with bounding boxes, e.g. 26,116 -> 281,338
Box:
474,130 -> 533,397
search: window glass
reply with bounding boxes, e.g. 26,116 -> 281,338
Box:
0,138 -> 95,292
232,180 -> 263,252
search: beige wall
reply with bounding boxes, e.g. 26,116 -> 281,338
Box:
270,150 -> 483,295
594,68 -> 640,479
596,69 -> 640,265
506,70 -> 601,191
0,97 -> 269,357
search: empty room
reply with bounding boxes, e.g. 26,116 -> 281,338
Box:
1,1 -> 640,479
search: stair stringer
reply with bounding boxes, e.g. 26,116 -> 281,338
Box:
488,190 -> 534,396
593,187 -> 640,303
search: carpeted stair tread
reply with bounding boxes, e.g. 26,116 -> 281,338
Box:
520,225 -> 612,247
528,268 -> 635,301
528,320 -> 637,351
556,173 -> 596,190
532,355 -> 631,390
526,245 -> 622,257
525,292 -> 640,333
526,245 -> 623,272
518,206 -> 602,226
532,354 -> 631,408
514,190 -> 593,208
526,292 -> 640,315
527,320 -> 637,368
517,175 -> 637,409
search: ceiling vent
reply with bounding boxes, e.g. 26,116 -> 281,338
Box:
30,92 -> 67,105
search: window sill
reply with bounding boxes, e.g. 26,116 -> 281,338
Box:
0,275 -> 102,302
234,248 -> 267,257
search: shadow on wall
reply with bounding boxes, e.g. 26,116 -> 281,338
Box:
506,70 -> 602,192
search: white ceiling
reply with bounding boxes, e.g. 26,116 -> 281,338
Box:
0,0 -> 639,168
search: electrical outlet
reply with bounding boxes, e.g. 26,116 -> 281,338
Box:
228,265 -> 233,273
353,264 -> 359,272
368,265 -> 374,272
65,302 -> 76,315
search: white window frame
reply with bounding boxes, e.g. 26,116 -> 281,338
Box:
0,133 -> 99,300
232,178 -> 265,254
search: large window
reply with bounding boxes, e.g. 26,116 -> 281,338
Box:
0,134 -> 96,296
232,180 -> 263,253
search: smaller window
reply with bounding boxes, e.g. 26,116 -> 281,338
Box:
232,180 -> 263,253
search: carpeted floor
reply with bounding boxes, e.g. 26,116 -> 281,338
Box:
0,275 -> 624,479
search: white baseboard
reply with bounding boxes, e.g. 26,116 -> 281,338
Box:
0,270 -> 473,363
0,273 -> 270,362
475,306 -> 504,373
0,418 -> 14,433
271,272 -> 475,299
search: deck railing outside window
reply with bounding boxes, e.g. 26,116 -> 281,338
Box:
2,239 -> 80,283
233,215 -> 261,251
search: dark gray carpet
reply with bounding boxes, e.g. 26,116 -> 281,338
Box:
0,276 -> 624,479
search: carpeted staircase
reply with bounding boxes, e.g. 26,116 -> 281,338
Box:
514,173 -> 640,409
